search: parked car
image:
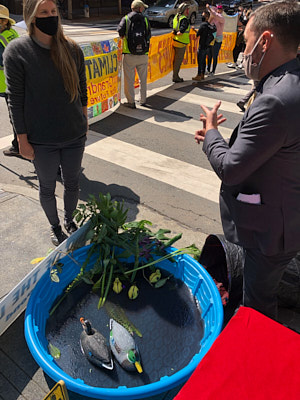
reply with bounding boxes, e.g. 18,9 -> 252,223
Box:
144,0 -> 199,28
221,0 -> 241,14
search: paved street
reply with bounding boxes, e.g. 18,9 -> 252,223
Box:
0,15 -> 299,400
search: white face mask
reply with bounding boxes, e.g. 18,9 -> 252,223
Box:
242,33 -> 266,81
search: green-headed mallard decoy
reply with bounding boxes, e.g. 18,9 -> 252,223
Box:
109,318 -> 143,373
80,317 -> 113,370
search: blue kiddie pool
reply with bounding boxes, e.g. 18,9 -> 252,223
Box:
25,245 -> 223,399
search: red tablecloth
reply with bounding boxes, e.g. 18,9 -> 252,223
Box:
175,307 -> 300,400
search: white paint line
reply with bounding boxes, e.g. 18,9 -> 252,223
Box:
0,134 -> 13,150
85,133 -> 220,203
158,88 -> 244,114
116,106 -> 232,139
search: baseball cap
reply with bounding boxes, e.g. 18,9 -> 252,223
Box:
217,4 -> 223,9
131,0 -> 149,9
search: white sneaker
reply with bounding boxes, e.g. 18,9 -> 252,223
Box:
227,63 -> 236,68
237,64 -> 243,69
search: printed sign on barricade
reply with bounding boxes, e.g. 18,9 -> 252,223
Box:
81,38 -> 122,123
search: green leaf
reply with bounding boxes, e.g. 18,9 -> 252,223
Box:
85,229 -> 95,241
82,277 -> 94,285
164,233 -> 182,248
92,277 -> 102,292
48,343 -> 61,359
55,262 -> 63,273
154,276 -> 171,288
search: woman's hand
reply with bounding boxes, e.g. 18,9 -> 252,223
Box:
195,101 -> 226,144
17,134 -> 35,160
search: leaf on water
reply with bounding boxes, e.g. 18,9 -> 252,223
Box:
30,257 -> 46,265
48,343 -> 61,359
154,277 -> 170,288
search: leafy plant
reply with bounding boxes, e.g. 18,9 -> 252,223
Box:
49,193 -> 201,315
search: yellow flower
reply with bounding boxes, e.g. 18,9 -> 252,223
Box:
149,269 -> 161,283
128,284 -> 139,300
113,277 -> 123,294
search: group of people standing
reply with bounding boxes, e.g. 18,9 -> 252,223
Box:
172,3 -> 225,83
1,0 -> 300,325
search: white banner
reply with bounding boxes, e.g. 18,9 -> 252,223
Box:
0,221 -> 91,336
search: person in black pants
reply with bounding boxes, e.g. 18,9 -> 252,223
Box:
193,10 -> 216,81
4,0 -> 88,246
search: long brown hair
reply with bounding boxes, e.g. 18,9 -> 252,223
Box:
23,0 -> 80,102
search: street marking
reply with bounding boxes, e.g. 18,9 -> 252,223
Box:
158,88 -> 246,114
0,134 -> 13,150
116,106 -> 232,139
85,133 -> 221,203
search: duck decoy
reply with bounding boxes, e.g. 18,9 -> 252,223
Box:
109,318 -> 143,373
80,317 -> 113,370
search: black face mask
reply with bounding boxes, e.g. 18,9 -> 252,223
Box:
35,16 -> 58,36
201,16 -> 206,22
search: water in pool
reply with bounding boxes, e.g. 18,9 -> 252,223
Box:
46,272 -> 204,389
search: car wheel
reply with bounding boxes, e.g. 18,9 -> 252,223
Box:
190,12 -> 196,25
168,15 -> 174,28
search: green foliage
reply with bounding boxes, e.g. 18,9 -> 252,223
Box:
50,193 -> 201,314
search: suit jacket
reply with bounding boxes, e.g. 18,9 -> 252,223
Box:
203,58 -> 300,256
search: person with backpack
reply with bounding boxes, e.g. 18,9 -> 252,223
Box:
117,0 -> 151,109
192,10 -> 216,81
172,3 -> 191,83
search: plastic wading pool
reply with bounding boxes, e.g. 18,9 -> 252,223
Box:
25,245 -> 223,400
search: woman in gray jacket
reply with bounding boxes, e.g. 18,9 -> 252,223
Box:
4,0 -> 88,246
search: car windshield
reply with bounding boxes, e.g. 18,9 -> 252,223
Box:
154,0 -> 176,8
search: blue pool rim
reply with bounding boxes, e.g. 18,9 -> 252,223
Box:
25,245 -> 223,399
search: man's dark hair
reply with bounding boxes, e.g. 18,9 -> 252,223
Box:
250,0 -> 300,52
203,10 -> 210,19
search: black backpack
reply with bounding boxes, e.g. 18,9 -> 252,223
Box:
125,13 -> 150,55
205,23 -> 217,47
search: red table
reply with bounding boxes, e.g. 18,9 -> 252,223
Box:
175,307 -> 300,400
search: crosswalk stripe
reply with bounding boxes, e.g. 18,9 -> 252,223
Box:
0,134 -> 13,150
1,72 -> 248,207
85,133 -> 221,203
158,88 -> 245,114
116,106 -> 233,139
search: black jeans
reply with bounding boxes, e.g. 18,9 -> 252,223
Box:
197,47 -> 208,75
243,248 -> 297,321
32,135 -> 86,227
207,40 -> 222,73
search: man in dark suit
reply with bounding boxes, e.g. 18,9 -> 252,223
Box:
195,0 -> 300,320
